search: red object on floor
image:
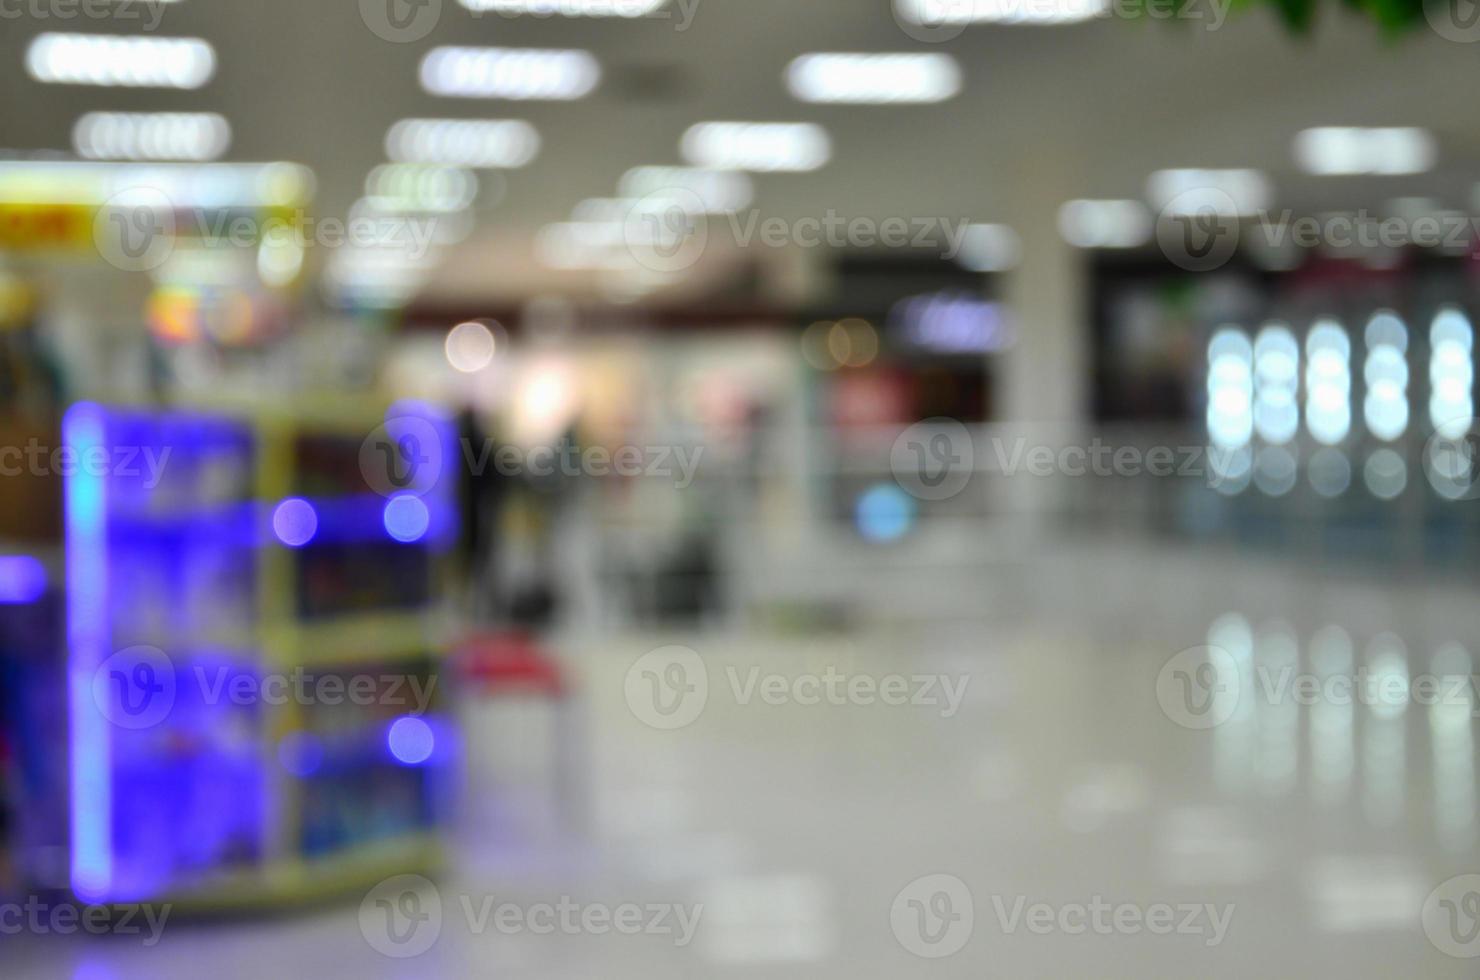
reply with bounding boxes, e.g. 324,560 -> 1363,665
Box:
458,630 -> 566,697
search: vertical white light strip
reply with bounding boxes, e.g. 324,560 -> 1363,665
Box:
1429,306 -> 1474,439
1253,323 -> 1299,445
1363,310 -> 1409,441
1304,318 -> 1351,445
1207,328 -> 1253,494
1207,327 -> 1254,449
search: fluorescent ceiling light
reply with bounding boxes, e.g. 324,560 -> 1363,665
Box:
1147,168 -> 1270,217
73,112 -> 230,162
458,0 -> 664,14
0,161 -> 311,207
26,33 -> 215,89
1057,199 -> 1151,248
896,0 -> 1109,25
681,122 -> 830,173
387,119 -> 540,168
1293,127 -> 1436,176
364,164 -> 479,213
618,166 -> 753,212
955,223 -> 1020,271
420,47 -> 600,100
786,53 -> 961,104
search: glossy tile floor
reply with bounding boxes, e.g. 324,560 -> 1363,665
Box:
12,543 -> 1480,978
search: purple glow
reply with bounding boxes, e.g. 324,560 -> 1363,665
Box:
383,494 -> 430,543
890,291 -> 1012,354
272,498 -> 318,547
0,554 -> 47,603
387,715 -> 435,766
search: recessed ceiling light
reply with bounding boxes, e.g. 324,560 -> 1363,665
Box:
26,33 -> 215,89
73,112 -> 230,161
0,161 -> 311,207
1147,168 -> 1270,217
458,0 -> 665,15
896,0 -> 1109,25
956,223 -> 1020,271
786,53 -> 961,104
618,166 -> 753,212
386,119 -> 540,168
364,164 -> 479,213
681,122 -> 830,172
1057,199 -> 1151,248
1293,127 -> 1435,176
420,47 -> 600,100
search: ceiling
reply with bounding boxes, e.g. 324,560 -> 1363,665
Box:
3,0 -> 1480,301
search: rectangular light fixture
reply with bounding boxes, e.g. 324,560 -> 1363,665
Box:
458,0 -> 665,14
681,122 -> 831,172
1146,168 -> 1271,217
386,118 -> 540,168
26,33 -> 215,89
73,112 -> 230,162
0,161 -> 313,208
1057,199 -> 1151,248
618,166 -> 753,212
1294,127 -> 1436,176
896,0 -> 1109,25
420,47 -> 600,100
787,53 -> 961,104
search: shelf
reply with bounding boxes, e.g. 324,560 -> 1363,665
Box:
89,832 -> 442,915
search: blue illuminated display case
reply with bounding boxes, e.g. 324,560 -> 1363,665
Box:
65,400 -> 458,908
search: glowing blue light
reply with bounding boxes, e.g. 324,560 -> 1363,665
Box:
63,403 -> 112,902
0,555 -> 47,603
383,494 -> 431,543
387,715 -> 436,766
272,498 -> 318,547
856,483 -> 915,542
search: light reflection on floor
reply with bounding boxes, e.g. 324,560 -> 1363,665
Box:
11,544 -> 1480,979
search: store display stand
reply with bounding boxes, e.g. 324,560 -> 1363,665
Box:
65,398 -> 458,911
